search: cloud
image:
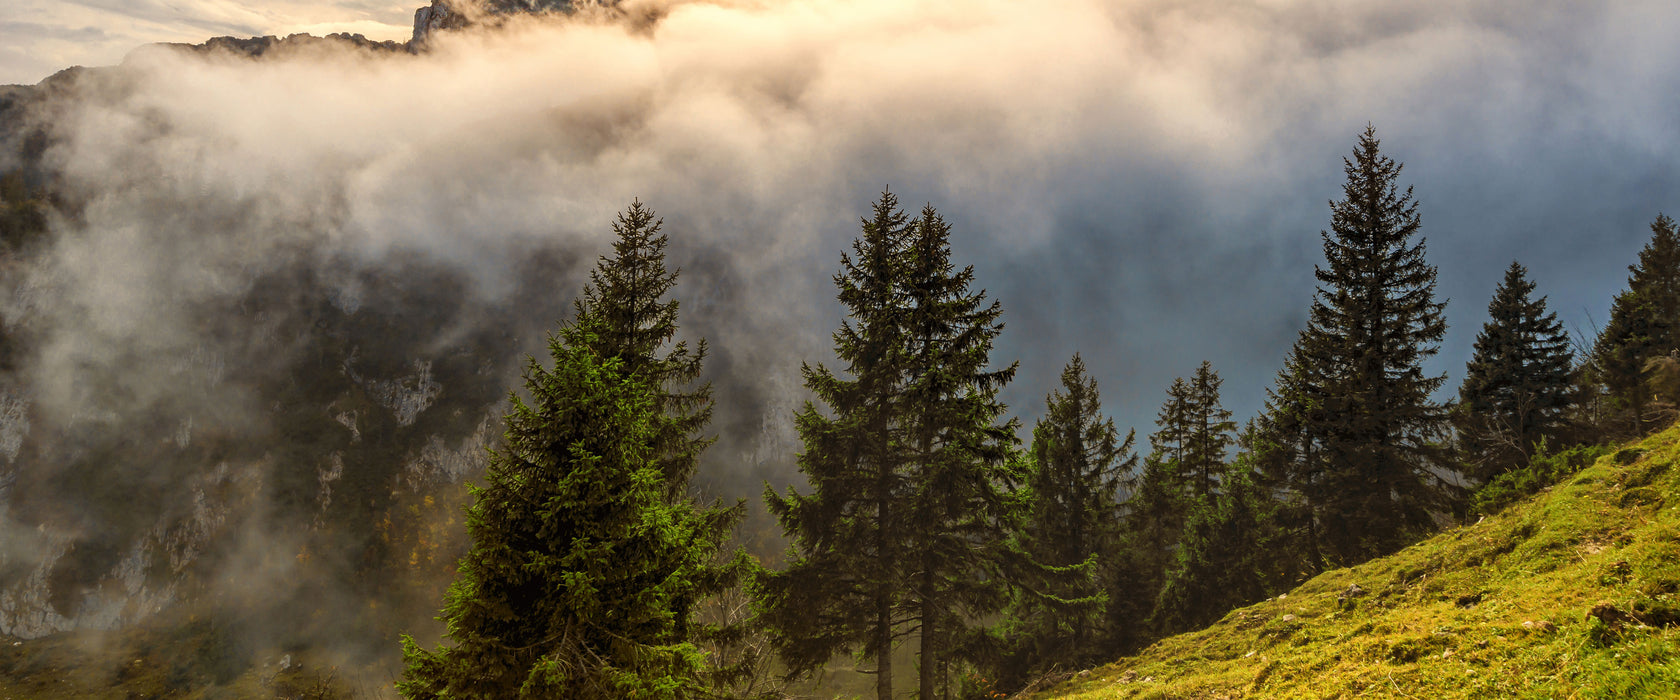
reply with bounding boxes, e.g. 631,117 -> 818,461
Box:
1,0 -> 1680,670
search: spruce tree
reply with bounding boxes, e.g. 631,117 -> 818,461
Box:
898,204 -> 1022,700
398,201 -> 746,699
575,199 -> 712,496
1457,261 -> 1575,478
1184,362 -> 1236,499
760,192 -> 912,700
1278,125 -> 1451,564
996,354 -> 1133,687
1151,463 -> 1270,634
397,315 -> 735,699
1591,213 -> 1680,434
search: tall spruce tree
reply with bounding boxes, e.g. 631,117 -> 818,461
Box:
398,316 -> 736,699
575,199 -> 713,496
1457,261 -> 1575,479
898,205 -> 1021,700
760,192 -> 912,700
398,201 -> 746,699
1590,213 -> 1680,434
1184,362 -> 1236,499
1275,125 -> 1451,564
989,354 -> 1132,690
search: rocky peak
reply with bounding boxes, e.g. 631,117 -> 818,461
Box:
411,0 -> 602,46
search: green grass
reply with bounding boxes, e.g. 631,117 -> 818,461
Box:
1038,426 -> 1680,700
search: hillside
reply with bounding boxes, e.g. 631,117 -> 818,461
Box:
1032,426 -> 1680,699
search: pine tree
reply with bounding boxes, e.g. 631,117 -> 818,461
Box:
760,191 -> 912,700
1591,213 -> 1680,434
397,315 -> 736,699
1151,464 -> 1270,634
1457,261 -> 1576,479
575,199 -> 712,496
398,201 -> 747,699
1183,362 -> 1236,499
1278,125 -> 1451,564
994,354 -> 1134,687
898,205 -> 1022,700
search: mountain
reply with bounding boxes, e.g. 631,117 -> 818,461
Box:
1030,425 -> 1680,699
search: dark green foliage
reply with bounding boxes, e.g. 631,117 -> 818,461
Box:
990,354 -> 1133,689
761,191 -> 913,699
1151,463 -> 1272,635
1470,442 -> 1611,516
398,321 -> 725,699
761,193 -> 1020,700
399,200 -> 745,699
1456,261 -> 1576,480
898,205 -> 1021,700
1591,213 -> 1680,435
1260,126 -> 1453,565
575,199 -> 713,497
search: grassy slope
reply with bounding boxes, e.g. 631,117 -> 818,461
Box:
1038,425 -> 1680,700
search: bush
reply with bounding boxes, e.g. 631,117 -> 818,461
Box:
1472,442 -> 1611,516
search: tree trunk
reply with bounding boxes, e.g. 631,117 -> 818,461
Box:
919,579 -> 937,700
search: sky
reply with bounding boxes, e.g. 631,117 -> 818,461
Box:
0,0 -> 415,86
4,0 -> 1680,465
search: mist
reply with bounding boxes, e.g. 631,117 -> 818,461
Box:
0,0 -> 1678,682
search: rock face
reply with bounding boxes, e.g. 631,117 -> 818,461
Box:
411,0 -> 605,46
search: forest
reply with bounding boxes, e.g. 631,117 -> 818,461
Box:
389,125 -> 1680,699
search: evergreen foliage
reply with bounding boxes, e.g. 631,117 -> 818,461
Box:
898,204 -> 1021,700
575,199 -> 713,496
1152,463 -> 1271,635
398,201 -> 746,700
992,354 -> 1134,688
761,193 -> 1020,700
1457,261 -> 1576,479
1591,213 -> 1680,434
760,191 -> 914,700
1259,125 -> 1452,565
397,319 -> 733,699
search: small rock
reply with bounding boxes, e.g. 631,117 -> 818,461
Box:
1281,614 -> 1297,623
1278,594 -> 1288,600
1142,676 -> 1154,683
1441,650 -> 1453,660
1244,650 -> 1256,658
1078,670 -> 1090,678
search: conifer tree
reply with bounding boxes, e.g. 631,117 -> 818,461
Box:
1272,125 -> 1451,564
1457,261 -> 1576,478
995,354 -> 1133,686
1151,464 -> 1270,634
1184,362 -> 1236,499
760,192 -> 912,700
897,205 -> 1021,700
397,315 -> 736,699
1591,213 -> 1680,434
398,201 -> 746,699
575,200 -> 712,496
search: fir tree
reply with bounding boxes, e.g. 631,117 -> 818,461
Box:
1184,362 -> 1236,499
994,354 -> 1134,687
399,201 -> 746,699
575,199 -> 712,496
1151,463 -> 1270,634
1276,125 -> 1451,564
898,205 -> 1022,700
1457,261 -> 1576,479
397,316 -> 737,699
760,191 -> 913,700
1591,213 -> 1680,434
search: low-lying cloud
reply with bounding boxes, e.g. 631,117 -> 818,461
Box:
0,0 -> 1678,675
